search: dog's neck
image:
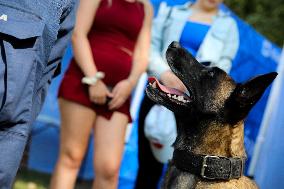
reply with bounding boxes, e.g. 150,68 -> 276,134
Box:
174,119 -> 246,158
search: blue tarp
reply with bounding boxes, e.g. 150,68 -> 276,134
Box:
28,0 -> 281,188
251,49 -> 284,188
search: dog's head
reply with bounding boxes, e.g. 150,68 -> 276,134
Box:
146,42 -> 277,126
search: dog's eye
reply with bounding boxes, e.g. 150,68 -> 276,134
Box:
208,70 -> 215,77
201,68 -> 215,78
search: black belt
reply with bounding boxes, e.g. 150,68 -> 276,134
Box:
172,149 -> 245,180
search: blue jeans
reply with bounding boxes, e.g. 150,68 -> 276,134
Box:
0,126 -> 28,189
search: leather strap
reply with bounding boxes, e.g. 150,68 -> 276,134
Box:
172,149 -> 245,180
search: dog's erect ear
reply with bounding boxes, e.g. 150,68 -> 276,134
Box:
224,72 -> 278,124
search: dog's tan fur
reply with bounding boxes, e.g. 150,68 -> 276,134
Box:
194,122 -> 244,157
195,176 -> 258,189
204,76 -> 235,113
194,121 -> 257,189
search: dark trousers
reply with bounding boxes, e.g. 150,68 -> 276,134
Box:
135,94 -> 164,189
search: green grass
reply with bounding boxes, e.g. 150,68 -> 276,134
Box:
14,168 -> 50,189
13,168 -> 93,189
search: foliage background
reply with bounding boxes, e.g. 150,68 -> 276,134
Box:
225,0 -> 284,46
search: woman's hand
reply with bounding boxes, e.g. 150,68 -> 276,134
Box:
88,80 -> 112,105
108,79 -> 133,110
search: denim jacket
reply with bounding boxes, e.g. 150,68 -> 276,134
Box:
0,0 -> 77,125
148,2 -> 239,78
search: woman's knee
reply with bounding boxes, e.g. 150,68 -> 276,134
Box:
94,158 -> 121,180
59,148 -> 85,169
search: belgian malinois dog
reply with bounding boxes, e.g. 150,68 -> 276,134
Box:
146,42 -> 277,189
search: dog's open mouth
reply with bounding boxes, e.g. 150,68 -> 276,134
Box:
148,77 -> 192,106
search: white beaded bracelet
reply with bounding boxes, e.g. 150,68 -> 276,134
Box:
81,71 -> 105,85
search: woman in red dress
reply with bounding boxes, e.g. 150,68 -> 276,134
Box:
50,0 -> 152,188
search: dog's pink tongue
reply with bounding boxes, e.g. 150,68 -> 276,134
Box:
148,77 -> 185,96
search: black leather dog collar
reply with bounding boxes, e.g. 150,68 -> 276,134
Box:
172,149 -> 245,180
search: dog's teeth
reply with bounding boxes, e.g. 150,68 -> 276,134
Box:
178,96 -> 186,102
173,95 -> 177,99
152,82 -> 157,88
167,94 -> 171,97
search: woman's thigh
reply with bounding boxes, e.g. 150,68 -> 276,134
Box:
93,112 -> 128,168
58,98 -> 95,156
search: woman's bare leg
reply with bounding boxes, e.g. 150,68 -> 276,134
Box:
92,112 -> 128,189
50,98 -> 95,189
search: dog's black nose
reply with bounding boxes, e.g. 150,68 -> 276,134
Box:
169,41 -> 181,49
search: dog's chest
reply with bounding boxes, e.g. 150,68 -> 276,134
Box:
162,165 -> 258,189
162,165 -> 198,189
195,177 -> 258,189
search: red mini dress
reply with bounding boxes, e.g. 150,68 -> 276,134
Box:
58,0 -> 145,122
